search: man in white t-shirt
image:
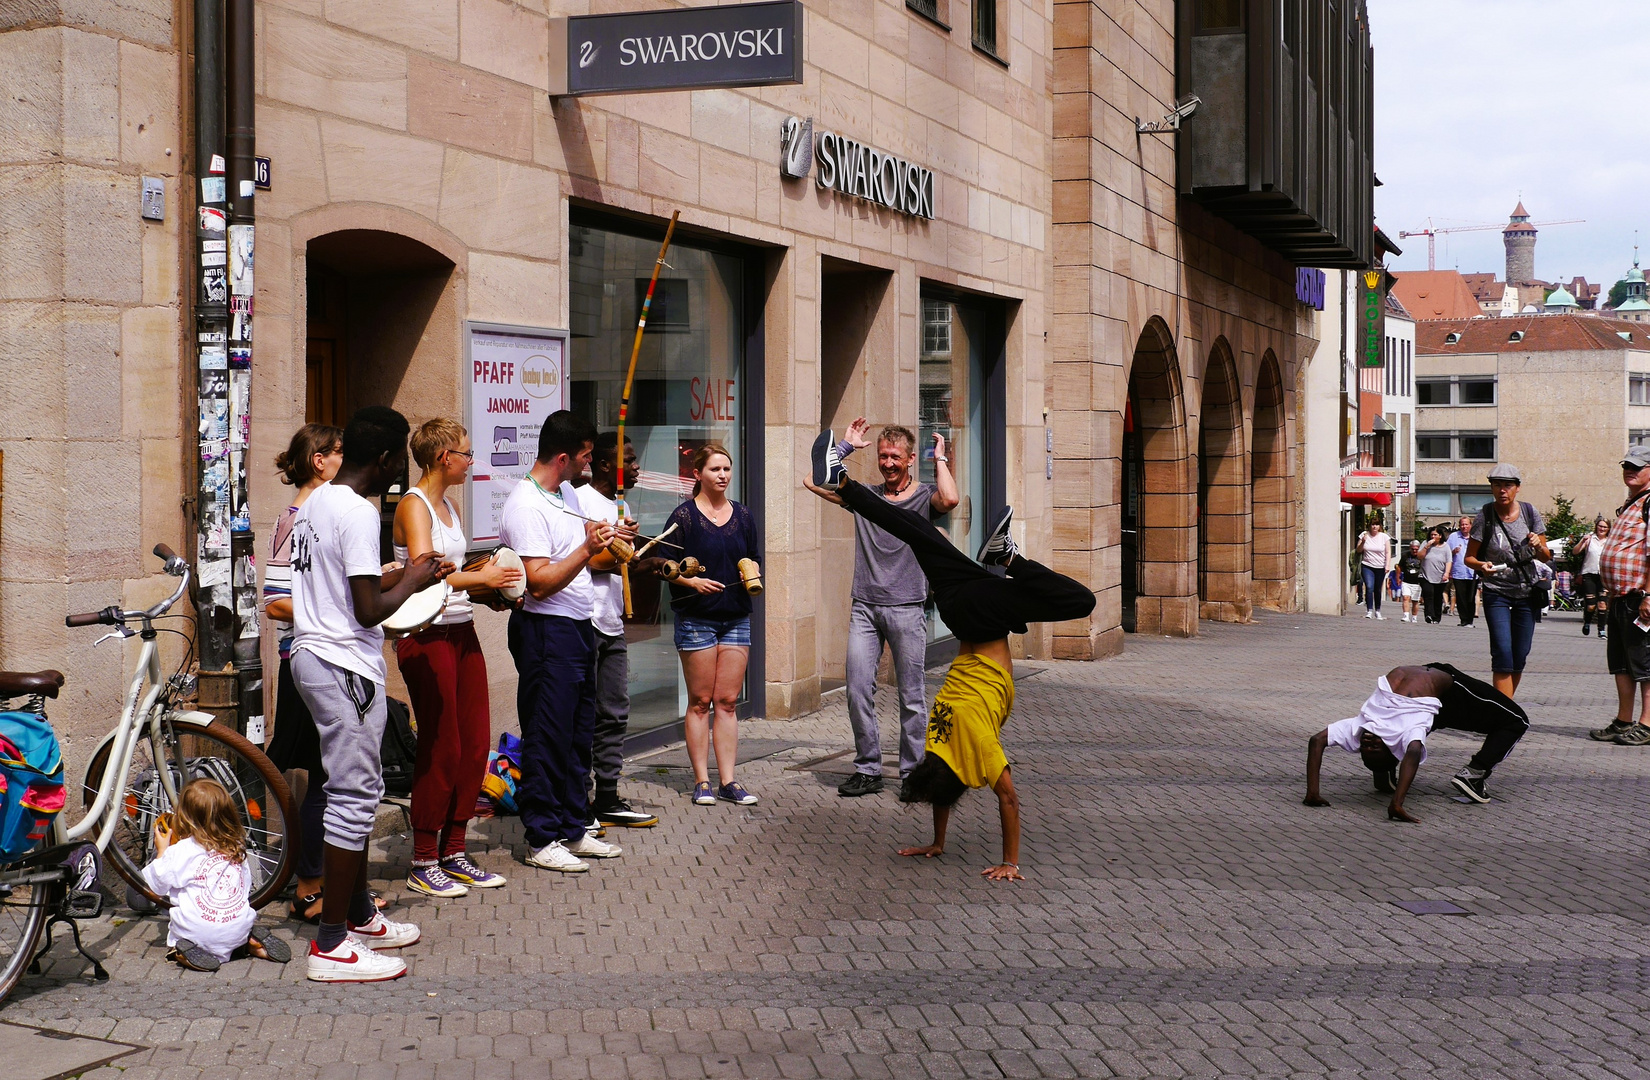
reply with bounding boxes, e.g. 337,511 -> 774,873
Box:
289,405 -> 446,983
573,432 -> 659,828
499,410 -> 621,873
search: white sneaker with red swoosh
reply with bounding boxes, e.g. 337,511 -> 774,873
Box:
347,912 -> 421,950
306,937 -> 407,982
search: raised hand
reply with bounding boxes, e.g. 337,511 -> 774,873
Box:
846,417 -> 872,450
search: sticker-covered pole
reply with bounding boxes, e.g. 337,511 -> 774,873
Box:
615,211 -> 679,618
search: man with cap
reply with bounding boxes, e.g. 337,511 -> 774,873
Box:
1590,447 -> 1650,744
1463,463 -> 1550,699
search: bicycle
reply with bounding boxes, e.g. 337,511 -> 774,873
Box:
0,543 -> 296,1003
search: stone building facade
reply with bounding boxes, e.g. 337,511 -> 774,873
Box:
2,0 -> 1368,748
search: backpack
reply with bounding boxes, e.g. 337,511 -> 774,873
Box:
479,732 -> 522,815
380,697 -> 417,798
0,710 -> 66,862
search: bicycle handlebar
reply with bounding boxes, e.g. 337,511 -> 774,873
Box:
65,542 -> 193,629
66,607 -> 120,628
153,542 -> 179,563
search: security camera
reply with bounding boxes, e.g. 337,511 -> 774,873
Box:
1136,94 -> 1200,135
1170,94 -> 1200,123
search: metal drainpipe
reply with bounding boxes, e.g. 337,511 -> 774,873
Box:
193,0 -> 233,686
225,0 -> 261,741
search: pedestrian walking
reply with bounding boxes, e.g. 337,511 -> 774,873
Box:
391,418 -> 519,898
573,432 -> 660,828
289,406 -> 445,982
262,422 -> 342,924
1464,463 -> 1551,698
1448,515 -> 1478,626
499,410 -> 625,874
1590,448 -> 1650,745
1302,662 -> 1529,822
1420,525 -> 1451,624
1356,519 -> 1389,619
667,443 -> 762,807
805,418 -> 959,798
810,429 -> 1096,881
1400,541 -> 1424,623
1574,517 -> 1610,638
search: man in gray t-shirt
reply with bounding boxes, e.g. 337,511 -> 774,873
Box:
809,418 -> 958,796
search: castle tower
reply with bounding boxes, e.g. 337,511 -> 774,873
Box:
1504,201 -> 1537,285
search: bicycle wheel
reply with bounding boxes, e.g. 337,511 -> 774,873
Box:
0,866 -> 56,1005
83,719 -> 296,910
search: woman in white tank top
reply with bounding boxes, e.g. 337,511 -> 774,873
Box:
391,419 -> 522,899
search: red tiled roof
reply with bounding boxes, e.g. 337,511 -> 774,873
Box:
1461,272 -> 1502,303
1416,313 -> 1649,353
1512,201 -> 1529,218
1391,270 -> 1485,321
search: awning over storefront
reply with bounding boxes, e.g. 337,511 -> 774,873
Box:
1341,469 -> 1394,507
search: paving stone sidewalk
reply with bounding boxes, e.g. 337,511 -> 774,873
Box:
6,609 -> 1650,1079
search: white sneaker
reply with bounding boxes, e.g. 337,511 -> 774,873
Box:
307,937 -> 407,982
525,839 -> 589,873
1365,611 -> 1373,619
1374,612 -> 1385,620
566,833 -> 623,859
347,912 -> 421,950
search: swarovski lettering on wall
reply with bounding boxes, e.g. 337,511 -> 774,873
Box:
550,0 -> 804,97
805,128 -> 935,220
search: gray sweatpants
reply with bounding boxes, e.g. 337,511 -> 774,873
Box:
846,600 -> 929,778
590,630 -> 629,794
290,649 -> 387,851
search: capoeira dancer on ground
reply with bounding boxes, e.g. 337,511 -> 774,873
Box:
808,430 -> 1097,881
1303,662 -> 1530,822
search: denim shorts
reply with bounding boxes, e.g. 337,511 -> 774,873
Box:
674,615 -> 751,652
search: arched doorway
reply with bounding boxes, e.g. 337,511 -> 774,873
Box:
1121,318 -> 1194,636
1250,351 -> 1292,609
1197,339 -> 1250,622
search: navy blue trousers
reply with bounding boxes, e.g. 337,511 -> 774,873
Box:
507,610 -> 596,847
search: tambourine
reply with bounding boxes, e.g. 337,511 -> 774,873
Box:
462,546 -> 526,610
383,582 -> 450,638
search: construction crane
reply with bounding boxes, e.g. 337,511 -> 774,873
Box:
1399,216 -> 1584,271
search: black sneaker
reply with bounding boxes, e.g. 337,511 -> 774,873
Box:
811,429 -> 845,489
1583,622 -> 1592,636
1591,719 -> 1636,742
1451,769 -> 1490,804
595,796 -> 659,828
977,505 -> 1016,566
1616,724 -> 1650,746
836,772 -> 884,797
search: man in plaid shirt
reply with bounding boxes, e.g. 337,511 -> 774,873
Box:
1591,446 -> 1650,744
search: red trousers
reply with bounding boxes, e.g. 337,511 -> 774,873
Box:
395,621 -> 491,862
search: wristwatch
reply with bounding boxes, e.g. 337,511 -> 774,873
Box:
934,454 -> 948,463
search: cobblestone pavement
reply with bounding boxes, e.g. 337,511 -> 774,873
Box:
7,609 -> 1650,1079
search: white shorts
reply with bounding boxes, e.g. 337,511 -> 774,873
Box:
1402,583 -> 1422,600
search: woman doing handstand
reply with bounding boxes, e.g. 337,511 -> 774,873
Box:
808,430 -> 1096,881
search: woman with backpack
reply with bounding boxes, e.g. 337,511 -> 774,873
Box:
1465,463 -> 1552,698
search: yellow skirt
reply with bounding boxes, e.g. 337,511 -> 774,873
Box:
924,652 -> 1015,788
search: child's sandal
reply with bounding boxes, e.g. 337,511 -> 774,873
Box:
167,938 -> 221,972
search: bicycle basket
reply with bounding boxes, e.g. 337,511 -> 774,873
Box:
0,710 -> 66,863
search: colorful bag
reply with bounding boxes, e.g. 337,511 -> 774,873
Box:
479,732 -> 522,815
0,710 -> 66,862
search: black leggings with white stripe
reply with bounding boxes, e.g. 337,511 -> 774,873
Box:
1425,662 -> 1530,773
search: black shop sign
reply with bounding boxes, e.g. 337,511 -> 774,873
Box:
550,0 -> 804,97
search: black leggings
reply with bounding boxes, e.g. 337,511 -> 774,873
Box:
1425,662 -> 1530,774
837,480 -> 1095,642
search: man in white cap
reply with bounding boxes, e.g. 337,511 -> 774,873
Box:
1591,447 -> 1650,744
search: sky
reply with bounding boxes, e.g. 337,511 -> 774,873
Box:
1369,0 -> 1650,288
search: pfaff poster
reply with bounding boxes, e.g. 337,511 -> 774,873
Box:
463,323 -> 569,546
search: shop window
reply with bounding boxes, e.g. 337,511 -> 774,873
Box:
569,220 -> 749,735
1631,374 -> 1650,405
1458,377 -> 1496,405
1416,489 -> 1453,517
1416,433 -> 1452,460
972,0 -> 1000,58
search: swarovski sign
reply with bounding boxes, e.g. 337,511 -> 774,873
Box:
780,117 -> 935,220
549,0 -> 804,97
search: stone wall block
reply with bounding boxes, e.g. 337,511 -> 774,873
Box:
0,28 -> 66,164
637,127 -> 699,208
265,8 -> 408,130
67,439 -> 142,581
458,0 -> 549,91
690,91 -> 752,159
322,118 -> 444,220
698,145 -> 756,220
408,56 -> 534,162
466,251 -> 558,328
0,165 -> 66,300
118,39 -> 176,173
64,166 -> 140,303
120,305 -> 179,439
437,147 -> 558,258
0,302 -> 66,440
64,29 -> 119,165
65,303 -> 121,439
325,0 -> 459,58
257,107 -> 327,219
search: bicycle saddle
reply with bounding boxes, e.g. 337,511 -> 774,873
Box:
0,670 -> 65,698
